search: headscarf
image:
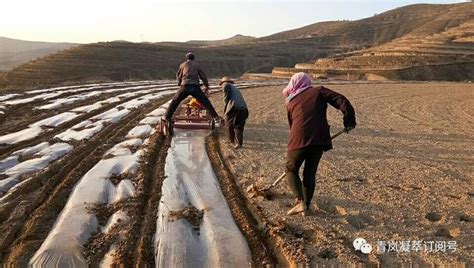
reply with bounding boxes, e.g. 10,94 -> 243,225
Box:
282,72 -> 312,102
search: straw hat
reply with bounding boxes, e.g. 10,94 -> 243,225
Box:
185,52 -> 195,60
219,76 -> 234,85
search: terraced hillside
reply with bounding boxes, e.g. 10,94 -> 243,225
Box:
270,4 -> 474,81
0,39 -> 340,91
2,2 -> 473,90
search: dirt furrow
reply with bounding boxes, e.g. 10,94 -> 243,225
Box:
206,135 -> 282,266
0,97 -> 170,265
128,135 -> 169,266
77,133 -> 170,266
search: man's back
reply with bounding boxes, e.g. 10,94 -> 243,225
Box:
176,61 -> 209,87
223,83 -> 247,114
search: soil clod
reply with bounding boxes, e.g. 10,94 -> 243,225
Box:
334,206 -> 347,216
435,227 -> 461,238
347,214 -> 375,230
318,248 -> 337,259
169,206 -> 204,231
425,211 -> 442,222
459,213 -> 472,222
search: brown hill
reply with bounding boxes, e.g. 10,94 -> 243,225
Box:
0,39 -> 341,90
1,2 -> 472,90
0,37 -> 77,71
270,15 -> 474,81
258,3 -> 473,45
186,34 -> 257,46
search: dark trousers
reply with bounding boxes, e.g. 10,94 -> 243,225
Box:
164,84 -> 218,120
225,108 -> 248,146
286,145 -> 324,207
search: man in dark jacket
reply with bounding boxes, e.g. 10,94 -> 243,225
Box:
220,76 -> 248,149
163,52 -> 219,129
283,72 -> 356,216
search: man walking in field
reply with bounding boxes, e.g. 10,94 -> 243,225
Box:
163,52 -> 220,129
220,76 -> 248,149
283,72 -> 356,216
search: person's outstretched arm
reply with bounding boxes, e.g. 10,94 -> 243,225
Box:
320,86 -> 356,130
176,65 -> 183,86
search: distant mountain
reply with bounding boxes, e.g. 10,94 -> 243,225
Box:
186,34 -> 257,46
0,37 -> 77,71
258,3 -> 473,45
1,2 -> 472,90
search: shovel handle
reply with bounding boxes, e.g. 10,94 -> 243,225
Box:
330,127 -> 351,140
269,128 -> 351,191
271,172 -> 286,187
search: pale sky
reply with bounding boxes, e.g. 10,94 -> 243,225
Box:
0,0 -> 467,44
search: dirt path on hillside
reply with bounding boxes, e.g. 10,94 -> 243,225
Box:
208,82 -> 473,266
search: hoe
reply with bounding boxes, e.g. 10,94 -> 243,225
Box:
248,128 -> 351,198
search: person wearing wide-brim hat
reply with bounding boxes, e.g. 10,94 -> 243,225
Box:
219,76 -> 234,85
220,76 -> 248,149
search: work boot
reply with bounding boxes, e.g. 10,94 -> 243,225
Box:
235,129 -> 243,148
302,205 -> 310,217
287,201 -> 305,215
228,131 -> 235,144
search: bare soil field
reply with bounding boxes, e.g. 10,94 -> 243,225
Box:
0,80 -> 471,266
208,82 -> 473,266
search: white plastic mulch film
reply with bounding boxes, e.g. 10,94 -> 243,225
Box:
155,130 -> 251,267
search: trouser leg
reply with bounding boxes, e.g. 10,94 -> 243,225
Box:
189,86 -> 219,118
164,86 -> 190,120
285,148 -> 305,200
225,111 -> 236,143
234,109 -> 248,146
234,129 -> 243,146
302,146 -> 324,207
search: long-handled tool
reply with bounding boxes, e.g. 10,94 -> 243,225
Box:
254,128 -> 352,194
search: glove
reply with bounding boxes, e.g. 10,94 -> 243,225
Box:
343,115 -> 356,131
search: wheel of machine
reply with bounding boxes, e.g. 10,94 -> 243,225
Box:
168,125 -> 174,136
160,118 -> 174,136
